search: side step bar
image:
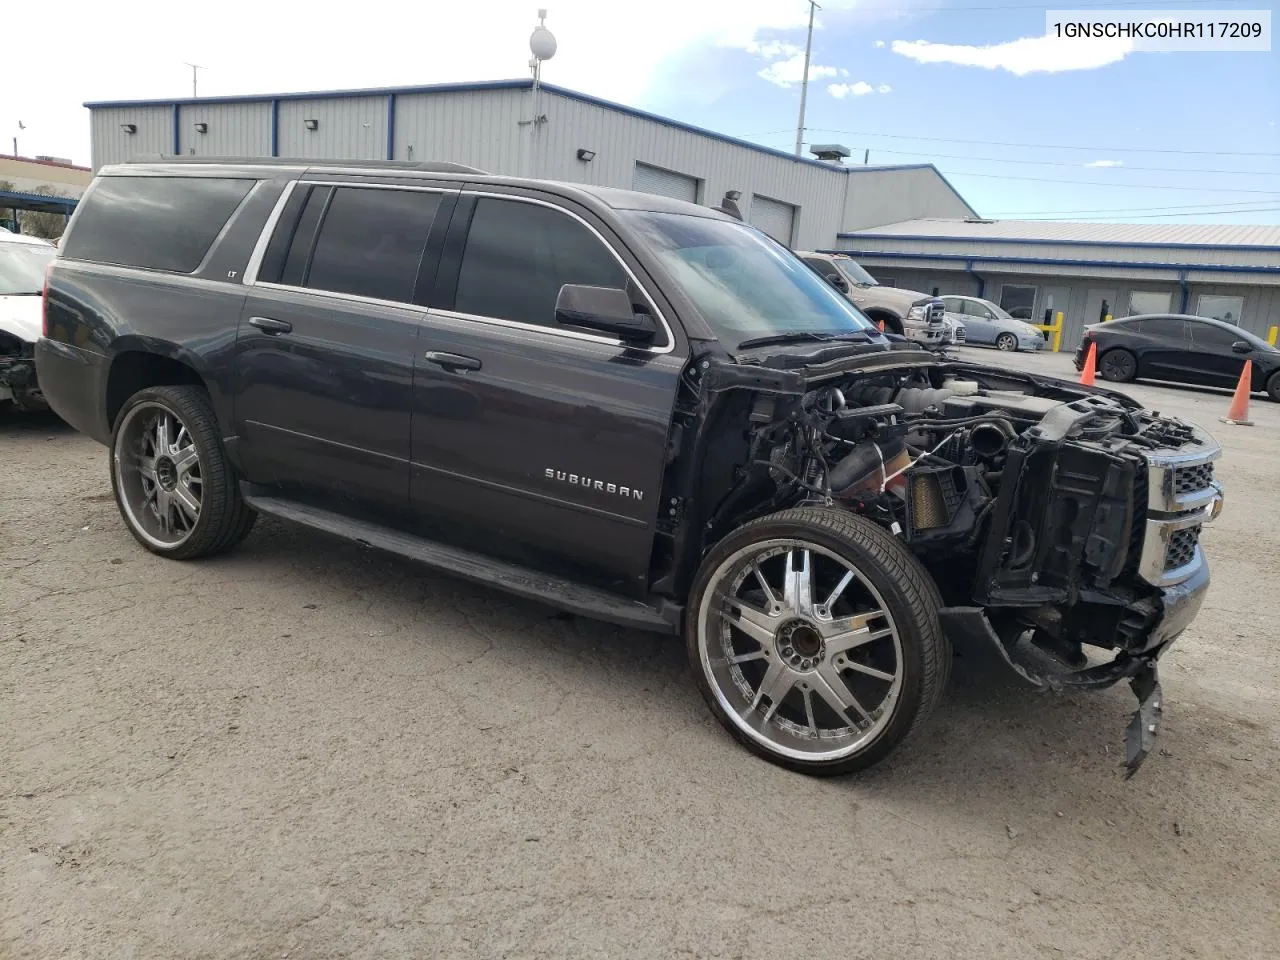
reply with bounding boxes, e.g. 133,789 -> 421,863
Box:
241,492 -> 681,634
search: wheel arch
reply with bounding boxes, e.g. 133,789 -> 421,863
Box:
104,341 -> 213,434
861,308 -> 903,335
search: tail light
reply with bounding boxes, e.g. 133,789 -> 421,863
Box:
41,260 -> 53,339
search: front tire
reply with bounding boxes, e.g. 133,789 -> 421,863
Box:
110,385 -> 256,560
686,507 -> 949,776
996,332 -> 1018,352
1267,371 -> 1280,403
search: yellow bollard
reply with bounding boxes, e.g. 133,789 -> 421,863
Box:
1104,314 -> 1113,323
1269,326 -> 1278,346
1033,311 -> 1064,352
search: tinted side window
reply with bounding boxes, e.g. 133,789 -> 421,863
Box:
1189,322 -> 1240,347
1137,318 -> 1187,339
454,197 -> 629,330
62,176 -> 254,273
299,187 -> 442,304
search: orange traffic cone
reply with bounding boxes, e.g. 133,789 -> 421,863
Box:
1219,359 -> 1254,426
1079,341 -> 1097,386
878,319 -> 885,333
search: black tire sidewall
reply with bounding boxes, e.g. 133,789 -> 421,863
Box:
997,333 -> 1017,352
685,507 -> 944,776
1101,348 -> 1136,382
1267,371 -> 1280,403
109,385 -> 243,559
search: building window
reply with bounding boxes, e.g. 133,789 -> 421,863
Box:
1196,294 -> 1245,325
874,276 -> 898,287
999,284 -> 1037,320
1127,290 -> 1172,316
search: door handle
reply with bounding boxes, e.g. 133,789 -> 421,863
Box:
248,316 -> 293,335
423,351 -> 481,373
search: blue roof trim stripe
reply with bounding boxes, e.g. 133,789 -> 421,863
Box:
839,231 -> 1280,253
821,248 -> 1280,274
81,78 -> 979,193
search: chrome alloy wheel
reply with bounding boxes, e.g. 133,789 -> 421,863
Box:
113,402 -> 203,548
696,539 -> 904,762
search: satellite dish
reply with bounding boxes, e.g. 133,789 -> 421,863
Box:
530,25 -> 557,60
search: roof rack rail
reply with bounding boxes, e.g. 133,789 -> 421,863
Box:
121,156 -> 489,174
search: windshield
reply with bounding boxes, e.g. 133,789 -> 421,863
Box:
623,212 -> 875,350
833,258 -> 878,287
0,242 -> 54,296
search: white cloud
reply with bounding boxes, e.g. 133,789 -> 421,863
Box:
891,31 -> 1135,75
9,0 -> 869,165
828,81 -> 876,98
840,68 -> 851,77
760,55 -> 840,88
877,84 -> 892,93
1085,159 -> 1124,167
874,40 -> 887,48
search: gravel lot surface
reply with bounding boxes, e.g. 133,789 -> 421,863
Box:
3,346 -> 1278,959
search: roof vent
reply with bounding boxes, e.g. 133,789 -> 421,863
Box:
809,143 -> 851,164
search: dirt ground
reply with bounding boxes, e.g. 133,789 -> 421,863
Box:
3,347 -> 1278,960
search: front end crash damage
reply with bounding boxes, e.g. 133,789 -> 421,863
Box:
665,345 -> 1223,776
0,332 -> 47,411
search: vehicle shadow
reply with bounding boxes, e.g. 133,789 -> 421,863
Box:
0,409 -> 74,436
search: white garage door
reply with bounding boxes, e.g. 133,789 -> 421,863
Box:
632,162 -> 699,203
749,194 -> 796,245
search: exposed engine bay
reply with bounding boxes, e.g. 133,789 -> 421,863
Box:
668,346 -> 1224,775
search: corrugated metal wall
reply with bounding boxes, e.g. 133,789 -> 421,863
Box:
277,97 -> 387,160
179,102 -> 271,158
526,89 -> 849,251
91,105 -> 173,168
392,88 -> 526,172
842,168 -> 975,231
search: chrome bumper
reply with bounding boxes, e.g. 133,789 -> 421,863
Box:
1137,427 -> 1224,588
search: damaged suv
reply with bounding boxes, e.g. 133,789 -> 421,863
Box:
37,159 -> 1224,777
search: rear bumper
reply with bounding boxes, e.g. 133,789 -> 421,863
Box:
33,337 -> 111,442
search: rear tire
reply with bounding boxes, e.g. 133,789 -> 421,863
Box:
110,385 -> 256,560
1100,347 -> 1137,383
686,506 -> 949,777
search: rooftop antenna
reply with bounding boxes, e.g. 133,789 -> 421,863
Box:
184,62 -> 205,98
794,0 -> 820,157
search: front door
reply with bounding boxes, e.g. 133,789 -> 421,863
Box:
233,182 -> 451,512
408,193 -> 686,594
1186,319 -> 1253,388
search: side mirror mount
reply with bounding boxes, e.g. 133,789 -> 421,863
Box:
1232,340 -> 1252,354
555,284 -> 657,343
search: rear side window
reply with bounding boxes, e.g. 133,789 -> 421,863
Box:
1135,318 -> 1186,339
453,197 -> 629,330
61,176 -> 254,273
301,187 -> 442,303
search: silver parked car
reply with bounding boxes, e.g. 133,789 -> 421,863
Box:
940,296 -> 1046,352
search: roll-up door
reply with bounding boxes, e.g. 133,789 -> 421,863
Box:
632,162 -> 699,203
749,194 -> 796,245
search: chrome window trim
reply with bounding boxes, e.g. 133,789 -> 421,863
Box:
458,189 -> 675,355
240,181 -> 677,355
195,178 -> 269,277
242,179 -> 298,285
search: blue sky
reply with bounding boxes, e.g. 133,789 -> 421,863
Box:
7,0 -> 1278,224
645,4 -> 1280,223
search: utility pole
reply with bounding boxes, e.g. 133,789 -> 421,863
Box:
184,62 -> 205,98
794,0 -> 820,157
14,120 -> 25,158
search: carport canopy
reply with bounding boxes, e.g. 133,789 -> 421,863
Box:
0,189 -> 79,216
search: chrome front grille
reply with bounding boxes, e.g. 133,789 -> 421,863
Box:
925,302 -> 945,324
1137,424 -> 1223,586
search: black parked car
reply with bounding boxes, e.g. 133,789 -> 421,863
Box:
1075,313 -> 1280,400
36,158 -> 1226,777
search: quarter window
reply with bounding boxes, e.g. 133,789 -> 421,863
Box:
302,187 -> 442,303
454,197 -> 632,333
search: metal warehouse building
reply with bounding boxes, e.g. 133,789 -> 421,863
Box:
84,78 -> 977,252
85,78 -> 1279,349
835,219 -> 1280,348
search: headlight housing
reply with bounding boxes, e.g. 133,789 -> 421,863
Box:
907,305 -> 926,320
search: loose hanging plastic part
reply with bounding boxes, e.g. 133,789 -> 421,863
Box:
1078,341 -> 1097,387
1219,359 -> 1254,426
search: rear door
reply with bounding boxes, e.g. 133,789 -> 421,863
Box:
408,191 -> 686,593
234,181 -> 454,512
1134,317 -> 1194,382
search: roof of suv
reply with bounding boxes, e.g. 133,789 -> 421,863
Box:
102,156 -> 734,222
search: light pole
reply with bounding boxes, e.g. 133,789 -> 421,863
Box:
794,0 -> 820,157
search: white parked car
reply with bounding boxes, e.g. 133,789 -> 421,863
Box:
0,231 -> 56,411
940,295 -> 1046,352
